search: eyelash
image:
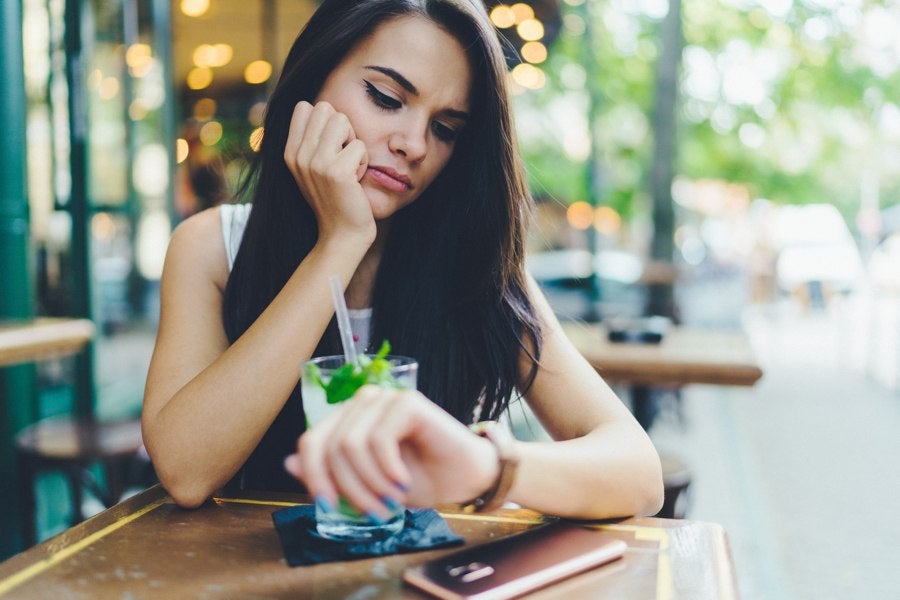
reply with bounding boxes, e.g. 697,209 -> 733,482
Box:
364,80 -> 401,110
363,80 -> 459,144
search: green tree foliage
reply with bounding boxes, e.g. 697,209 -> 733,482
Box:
514,0 -> 900,222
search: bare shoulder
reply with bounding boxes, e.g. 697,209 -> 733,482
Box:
164,207 -> 230,292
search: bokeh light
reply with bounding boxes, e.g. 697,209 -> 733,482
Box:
511,63 -> 546,89
490,5 -> 516,28
186,67 -> 213,90
175,138 -> 189,164
510,3 -> 535,23
517,18 -> 545,42
125,43 -> 153,77
129,100 -> 148,121
192,43 -> 233,68
199,121 -> 223,146
244,60 -> 272,85
594,206 -> 622,235
248,101 -> 267,127
249,127 -> 264,152
567,201 -> 593,230
521,41 -> 547,64
180,0 -> 210,18
193,97 -> 217,120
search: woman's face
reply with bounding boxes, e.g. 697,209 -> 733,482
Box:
315,15 -> 473,219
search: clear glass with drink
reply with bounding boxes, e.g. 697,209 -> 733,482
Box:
301,348 -> 418,542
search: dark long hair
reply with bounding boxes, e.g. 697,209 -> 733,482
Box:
222,0 -> 542,489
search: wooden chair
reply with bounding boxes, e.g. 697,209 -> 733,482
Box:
15,416 -> 148,547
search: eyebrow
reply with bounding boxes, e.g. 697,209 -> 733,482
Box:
364,65 -> 469,121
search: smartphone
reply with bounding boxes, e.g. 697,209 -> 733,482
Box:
402,521 -> 627,599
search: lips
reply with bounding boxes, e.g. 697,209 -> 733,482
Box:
366,166 -> 413,193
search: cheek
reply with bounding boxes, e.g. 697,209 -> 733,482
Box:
317,88 -> 375,140
424,148 -> 455,182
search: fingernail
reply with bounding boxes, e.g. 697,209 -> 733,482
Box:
366,511 -> 386,525
314,495 -> 334,514
393,480 -> 410,493
381,496 -> 403,512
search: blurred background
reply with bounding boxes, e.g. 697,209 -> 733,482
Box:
1,0 -> 898,598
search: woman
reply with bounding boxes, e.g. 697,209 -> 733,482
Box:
142,0 -> 663,521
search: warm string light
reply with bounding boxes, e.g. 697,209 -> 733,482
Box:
180,0 -> 210,18
490,4 -> 547,90
566,202 -> 623,234
192,43 -> 233,68
244,60 -> 272,85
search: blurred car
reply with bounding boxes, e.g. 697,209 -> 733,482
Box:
772,204 -> 865,294
869,232 -> 900,292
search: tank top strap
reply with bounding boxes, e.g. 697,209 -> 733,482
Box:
220,203 -> 252,271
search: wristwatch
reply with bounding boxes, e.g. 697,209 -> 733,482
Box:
460,420 -> 520,513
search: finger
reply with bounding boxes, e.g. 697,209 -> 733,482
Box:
324,392 -> 407,518
342,121 -> 368,181
317,111 -> 354,154
295,424 -> 339,508
309,113 -> 358,180
326,447 -> 396,522
296,101 -> 337,159
333,139 -> 368,182
284,101 -> 313,166
350,387 -> 413,492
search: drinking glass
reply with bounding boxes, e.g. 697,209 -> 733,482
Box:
301,354 -> 418,541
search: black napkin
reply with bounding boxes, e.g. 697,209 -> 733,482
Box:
272,505 -> 465,566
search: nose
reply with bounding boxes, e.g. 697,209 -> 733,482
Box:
388,118 -> 428,163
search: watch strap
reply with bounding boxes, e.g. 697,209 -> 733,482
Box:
460,421 -> 520,513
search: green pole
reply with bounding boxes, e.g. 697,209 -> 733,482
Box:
64,0 -> 96,417
0,0 -> 37,559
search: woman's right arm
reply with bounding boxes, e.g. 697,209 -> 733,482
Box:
142,208 -> 370,507
143,102 -> 373,508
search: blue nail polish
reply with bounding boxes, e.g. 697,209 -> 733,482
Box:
381,496 -> 402,512
314,495 -> 334,514
393,480 -> 410,493
366,511 -> 386,525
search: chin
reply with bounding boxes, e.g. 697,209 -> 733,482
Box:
365,190 -> 414,221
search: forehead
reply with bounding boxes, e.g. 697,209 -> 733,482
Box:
341,14 -> 473,109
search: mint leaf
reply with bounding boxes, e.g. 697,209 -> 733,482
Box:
320,340 -> 402,403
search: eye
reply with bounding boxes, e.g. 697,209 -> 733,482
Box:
364,80 -> 401,110
432,121 -> 459,143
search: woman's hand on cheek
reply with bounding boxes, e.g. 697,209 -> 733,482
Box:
283,101 -> 374,243
284,386 -> 500,518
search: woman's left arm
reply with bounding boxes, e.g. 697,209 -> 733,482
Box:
286,277 -> 663,520
505,276 -> 664,519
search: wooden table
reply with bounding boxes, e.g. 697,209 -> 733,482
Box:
561,322 -> 763,388
0,318 -> 95,368
0,485 -> 738,599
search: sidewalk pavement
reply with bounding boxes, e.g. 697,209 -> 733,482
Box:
651,290 -> 899,600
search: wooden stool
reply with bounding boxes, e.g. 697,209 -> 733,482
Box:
656,453 -> 692,519
15,416 -> 145,547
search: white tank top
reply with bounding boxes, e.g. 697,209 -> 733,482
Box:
219,203 -> 373,355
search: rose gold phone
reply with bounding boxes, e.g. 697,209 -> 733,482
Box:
401,521 -> 627,599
